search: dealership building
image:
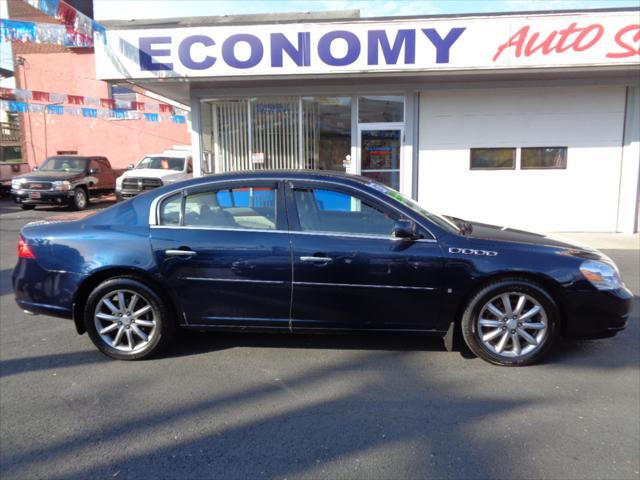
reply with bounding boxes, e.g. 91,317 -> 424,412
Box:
98,8 -> 640,233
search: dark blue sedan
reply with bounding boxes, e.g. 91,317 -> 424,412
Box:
12,171 -> 633,365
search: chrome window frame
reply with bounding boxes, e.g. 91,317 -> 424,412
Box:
149,177 -> 437,241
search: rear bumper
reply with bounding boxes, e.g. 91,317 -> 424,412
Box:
11,189 -> 73,205
563,287 -> 634,339
12,258 -> 81,320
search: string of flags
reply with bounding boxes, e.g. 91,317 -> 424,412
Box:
0,87 -> 188,116
0,0 -> 106,48
1,98 -> 188,124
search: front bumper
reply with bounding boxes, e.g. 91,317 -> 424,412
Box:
563,286 -> 634,339
11,189 -> 73,205
116,188 -> 143,201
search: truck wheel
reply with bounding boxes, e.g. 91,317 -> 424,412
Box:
70,187 -> 88,211
21,204 -> 36,210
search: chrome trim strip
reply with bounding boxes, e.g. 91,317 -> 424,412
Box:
178,276 -> 435,291
148,176 -> 437,240
149,224 -> 436,242
180,277 -> 288,285
293,281 -> 436,291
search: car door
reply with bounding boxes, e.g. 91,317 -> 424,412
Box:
285,181 -> 444,331
149,180 -> 292,328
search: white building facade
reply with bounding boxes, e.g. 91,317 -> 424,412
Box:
97,8 -> 640,232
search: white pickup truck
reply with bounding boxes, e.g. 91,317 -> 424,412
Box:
116,150 -> 192,201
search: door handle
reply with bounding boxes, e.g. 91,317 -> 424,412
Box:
300,256 -> 333,264
165,249 -> 197,257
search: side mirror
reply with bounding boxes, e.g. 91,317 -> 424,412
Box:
32,166 -> 38,172
392,219 -> 418,240
127,164 -> 134,170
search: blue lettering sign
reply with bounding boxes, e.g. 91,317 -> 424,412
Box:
139,37 -> 173,71
421,27 -> 466,63
270,32 -> 311,67
367,29 -> 416,65
318,30 -> 361,66
222,34 -> 264,69
179,35 -> 216,70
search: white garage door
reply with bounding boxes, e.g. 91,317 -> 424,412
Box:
417,86 -> 627,232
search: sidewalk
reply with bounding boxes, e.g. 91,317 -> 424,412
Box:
551,232 -> 640,250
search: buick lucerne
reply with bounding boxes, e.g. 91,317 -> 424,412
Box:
12,171 -> 633,365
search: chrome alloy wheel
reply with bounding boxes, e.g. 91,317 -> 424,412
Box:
476,292 -> 548,358
93,289 -> 157,352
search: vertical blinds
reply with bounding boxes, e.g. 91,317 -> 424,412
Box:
211,98 -> 318,172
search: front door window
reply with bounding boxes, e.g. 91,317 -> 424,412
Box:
360,129 -> 402,190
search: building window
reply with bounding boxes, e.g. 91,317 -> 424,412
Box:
358,95 -> 404,123
470,148 -> 516,170
521,147 -> 568,169
110,85 -> 136,110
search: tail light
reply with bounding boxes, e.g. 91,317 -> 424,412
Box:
18,236 -> 36,259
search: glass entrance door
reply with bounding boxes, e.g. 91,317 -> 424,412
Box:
358,128 -> 402,191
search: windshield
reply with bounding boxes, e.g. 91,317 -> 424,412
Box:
136,156 -> 185,171
39,157 -> 87,172
366,181 -> 461,234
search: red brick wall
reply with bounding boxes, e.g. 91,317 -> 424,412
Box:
14,51 -> 191,168
8,0 -> 191,168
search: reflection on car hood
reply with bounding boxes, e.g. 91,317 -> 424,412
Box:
465,221 -> 599,252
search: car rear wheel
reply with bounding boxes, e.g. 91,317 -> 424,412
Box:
461,278 -> 558,366
70,187 -> 88,211
84,278 -> 175,360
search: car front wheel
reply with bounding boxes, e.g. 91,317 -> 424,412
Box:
70,187 -> 88,210
84,277 -> 175,360
461,278 -> 559,366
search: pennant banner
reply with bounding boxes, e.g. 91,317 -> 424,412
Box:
2,0 -> 106,47
0,87 -> 187,116
1,100 -> 191,125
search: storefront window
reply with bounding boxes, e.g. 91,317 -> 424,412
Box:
302,97 -> 351,171
204,96 -> 351,173
358,95 -> 404,123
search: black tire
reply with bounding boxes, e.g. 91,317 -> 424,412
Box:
84,277 -> 176,360
70,187 -> 88,211
20,204 -> 36,210
460,278 -> 559,366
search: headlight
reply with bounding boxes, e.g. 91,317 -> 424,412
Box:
52,180 -> 71,191
580,260 -> 623,290
11,179 -> 25,189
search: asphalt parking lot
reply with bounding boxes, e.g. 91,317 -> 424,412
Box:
0,199 -> 638,480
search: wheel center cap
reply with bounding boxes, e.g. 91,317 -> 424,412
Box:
122,315 -> 132,326
506,319 -> 518,330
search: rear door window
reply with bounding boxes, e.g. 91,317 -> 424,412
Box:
159,185 -> 278,230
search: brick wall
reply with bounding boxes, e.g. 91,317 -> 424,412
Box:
7,0 -> 191,168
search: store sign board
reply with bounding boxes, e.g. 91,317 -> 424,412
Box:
95,11 -> 640,79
